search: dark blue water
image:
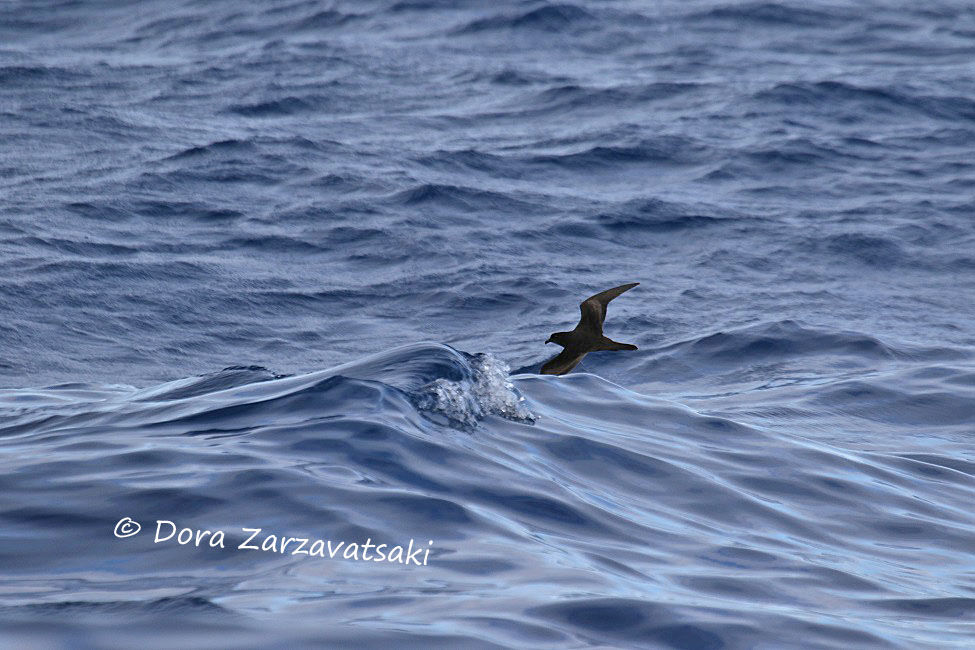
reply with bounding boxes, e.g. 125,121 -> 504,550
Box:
2,1 -> 975,648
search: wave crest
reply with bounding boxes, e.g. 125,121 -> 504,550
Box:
414,353 -> 535,429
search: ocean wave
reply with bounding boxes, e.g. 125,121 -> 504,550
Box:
387,182 -> 541,213
226,95 -> 323,117
652,319 -> 961,366
595,197 -> 731,232
0,64 -> 86,84
1,340 -> 974,647
689,2 -> 853,28
820,232 -> 908,267
164,139 -> 257,160
754,81 -> 975,123
526,136 -> 707,169
454,4 -> 595,34
525,82 -> 702,113
291,9 -> 359,31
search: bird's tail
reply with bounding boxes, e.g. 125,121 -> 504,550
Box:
596,336 -> 638,351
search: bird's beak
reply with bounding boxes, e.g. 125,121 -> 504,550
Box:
545,338 -> 552,344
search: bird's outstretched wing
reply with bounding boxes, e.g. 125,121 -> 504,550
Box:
578,282 -> 639,333
540,348 -> 588,375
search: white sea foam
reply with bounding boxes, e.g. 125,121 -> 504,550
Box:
414,353 -> 535,429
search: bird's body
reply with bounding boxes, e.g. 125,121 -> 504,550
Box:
541,282 -> 639,375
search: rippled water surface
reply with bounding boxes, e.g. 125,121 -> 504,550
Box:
2,1 -> 975,648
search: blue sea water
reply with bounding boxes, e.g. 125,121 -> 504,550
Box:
2,0 -> 975,647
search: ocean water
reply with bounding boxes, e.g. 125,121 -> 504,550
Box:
2,0 -> 975,648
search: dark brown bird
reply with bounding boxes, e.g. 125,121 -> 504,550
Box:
541,282 -> 639,375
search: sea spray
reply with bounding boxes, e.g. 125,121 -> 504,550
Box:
413,353 -> 535,430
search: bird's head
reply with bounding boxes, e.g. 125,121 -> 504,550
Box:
546,332 -> 571,347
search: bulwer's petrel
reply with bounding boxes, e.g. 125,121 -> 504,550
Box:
541,282 -> 639,375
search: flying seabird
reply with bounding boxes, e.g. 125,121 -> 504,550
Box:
541,282 -> 639,375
